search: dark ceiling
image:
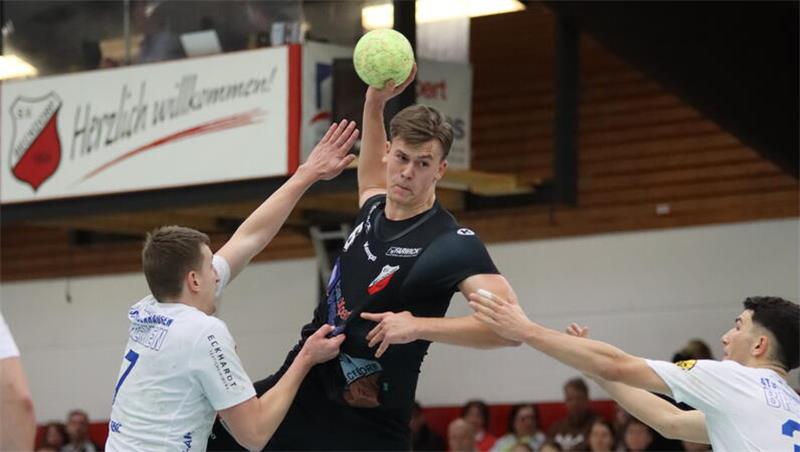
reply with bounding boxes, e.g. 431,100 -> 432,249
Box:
541,1 -> 799,178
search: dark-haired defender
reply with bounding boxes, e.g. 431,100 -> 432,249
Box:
209,65 -> 518,451
469,292 -> 800,451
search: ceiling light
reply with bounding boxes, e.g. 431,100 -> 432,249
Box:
0,55 -> 38,80
362,0 -> 525,30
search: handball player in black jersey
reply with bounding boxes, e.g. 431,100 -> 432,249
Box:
209,65 -> 520,451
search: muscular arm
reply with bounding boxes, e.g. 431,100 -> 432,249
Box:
218,121 -> 358,280
219,325 -> 343,451
358,66 -> 416,206
0,357 -> 36,451
590,376 -> 709,443
362,274 -> 519,357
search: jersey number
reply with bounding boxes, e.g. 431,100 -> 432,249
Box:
113,349 -> 139,404
782,419 -> 800,452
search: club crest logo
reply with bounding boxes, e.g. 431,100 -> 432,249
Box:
675,360 -> 697,371
8,92 -> 63,191
367,264 -> 399,295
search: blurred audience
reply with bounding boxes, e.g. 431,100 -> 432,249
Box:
36,422 -> 68,452
449,418 -> 477,452
584,418 -> 617,452
62,409 -> 102,452
621,418 -> 654,452
411,401 -> 446,451
491,403 -> 545,452
462,400 -> 497,451
548,378 -> 598,451
539,440 -> 564,452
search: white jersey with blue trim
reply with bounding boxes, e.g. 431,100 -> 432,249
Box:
106,255 -> 255,452
646,358 -> 800,451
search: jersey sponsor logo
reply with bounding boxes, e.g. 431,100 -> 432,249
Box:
675,359 -> 697,371
386,246 -> 422,258
109,420 -> 122,433
129,308 -> 174,327
367,265 -> 400,295
343,222 -> 363,252
457,228 -> 475,236
336,298 -> 352,321
183,431 -> 193,451
363,241 -> 377,261
207,334 -> 240,390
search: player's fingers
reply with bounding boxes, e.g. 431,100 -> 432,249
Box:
333,121 -> 357,148
474,312 -> 499,328
337,129 -> 360,156
314,324 -> 334,337
366,324 -> 382,343
335,154 -> 357,173
468,301 -> 496,320
375,339 -> 390,358
329,119 -> 349,143
320,122 -> 338,143
361,312 -> 388,322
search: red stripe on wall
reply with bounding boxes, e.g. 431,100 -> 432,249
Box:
287,44 -> 302,174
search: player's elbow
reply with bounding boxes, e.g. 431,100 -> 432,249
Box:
235,429 -> 269,452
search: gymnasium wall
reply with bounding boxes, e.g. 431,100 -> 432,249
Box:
2,217 -> 797,422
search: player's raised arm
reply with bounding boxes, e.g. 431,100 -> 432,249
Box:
217,120 -> 358,280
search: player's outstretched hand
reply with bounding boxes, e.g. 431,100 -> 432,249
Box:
360,311 -> 419,358
298,324 -> 345,366
300,119 -> 359,181
365,63 -> 417,106
566,322 -> 590,338
467,289 -> 533,342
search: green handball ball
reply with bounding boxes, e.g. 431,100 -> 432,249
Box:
354,29 -> 415,88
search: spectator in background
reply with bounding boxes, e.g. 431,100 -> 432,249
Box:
547,378 -> 598,451
491,403 -> 545,452
0,310 -> 36,451
462,400 -> 497,451
672,339 -> 713,362
62,409 -> 101,452
538,440 -> 563,452
449,418 -> 477,452
621,418 -> 654,452
411,401 -> 446,451
37,422 -> 68,452
509,442 -> 533,452
584,418 -> 617,452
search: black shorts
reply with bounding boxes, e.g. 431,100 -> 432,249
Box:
207,369 -> 410,451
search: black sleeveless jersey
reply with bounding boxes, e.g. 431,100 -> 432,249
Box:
209,195 -> 499,451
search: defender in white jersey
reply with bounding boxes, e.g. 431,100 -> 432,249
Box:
0,310 -> 37,450
106,120 -> 359,451
468,293 -> 800,451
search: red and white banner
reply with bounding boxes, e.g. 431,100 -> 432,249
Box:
1,46 -> 298,204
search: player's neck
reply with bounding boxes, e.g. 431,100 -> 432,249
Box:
752,359 -> 788,379
385,194 -> 436,221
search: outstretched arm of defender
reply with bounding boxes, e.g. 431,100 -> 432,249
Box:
564,324 -> 709,444
217,121 -> 358,280
358,64 -> 417,206
468,290 -> 670,395
218,325 -> 344,451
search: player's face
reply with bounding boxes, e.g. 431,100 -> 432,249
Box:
384,138 -> 447,207
196,245 -> 219,314
721,309 -> 757,364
